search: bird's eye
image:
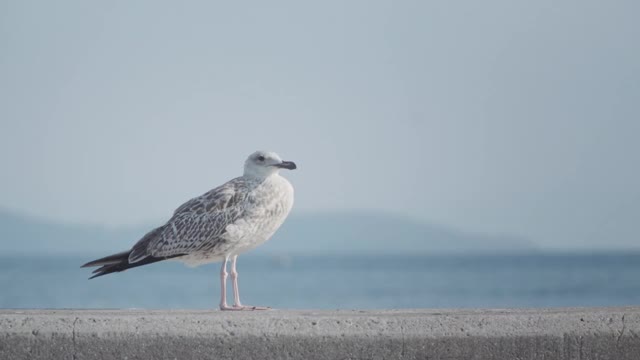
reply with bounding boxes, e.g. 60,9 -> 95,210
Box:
257,156 -> 265,162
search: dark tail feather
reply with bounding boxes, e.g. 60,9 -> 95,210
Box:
81,251 -> 131,268
82,251 -> 185,279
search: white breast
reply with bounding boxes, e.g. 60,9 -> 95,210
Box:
224,175 -> 294,255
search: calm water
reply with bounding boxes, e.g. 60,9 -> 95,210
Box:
1,253 -> 639,309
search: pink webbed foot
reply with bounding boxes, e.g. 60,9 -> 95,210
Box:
219,305 -> 271,311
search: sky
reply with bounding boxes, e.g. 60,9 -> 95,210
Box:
1,0 -> 639,249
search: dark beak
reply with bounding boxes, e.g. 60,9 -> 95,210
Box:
274,161 -> 297,170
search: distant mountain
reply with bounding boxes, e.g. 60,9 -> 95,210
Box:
264,211 -> 536,254
0,209 -> 145,255
0,209 -> 536,255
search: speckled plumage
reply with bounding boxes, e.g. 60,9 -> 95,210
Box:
83,151 -> 296,310
129,174 -> 294,266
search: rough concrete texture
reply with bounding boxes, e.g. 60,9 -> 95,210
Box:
1,308 -> 639,360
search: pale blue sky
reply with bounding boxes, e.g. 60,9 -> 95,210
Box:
1,0 -> 639,249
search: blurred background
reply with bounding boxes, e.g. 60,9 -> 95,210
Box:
1,0 -> 639,309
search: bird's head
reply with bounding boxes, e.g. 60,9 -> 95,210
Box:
244,151 -> 297,179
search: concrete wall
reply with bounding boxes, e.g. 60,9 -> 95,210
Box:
1,307 -> 639,360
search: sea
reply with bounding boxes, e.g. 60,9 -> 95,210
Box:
1,252 -> 639,309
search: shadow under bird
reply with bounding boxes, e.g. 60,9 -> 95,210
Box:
82,151 -> 296,310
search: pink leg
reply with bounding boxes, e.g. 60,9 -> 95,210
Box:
219,256 -> 231,310
222,255 -> 270,311
230,255 -> 243,307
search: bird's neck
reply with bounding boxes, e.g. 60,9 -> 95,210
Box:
243,171 -> 280,182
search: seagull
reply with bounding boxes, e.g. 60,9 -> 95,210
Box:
82,151 -> 296,311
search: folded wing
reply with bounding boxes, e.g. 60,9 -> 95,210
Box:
128,177 -> 249,263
